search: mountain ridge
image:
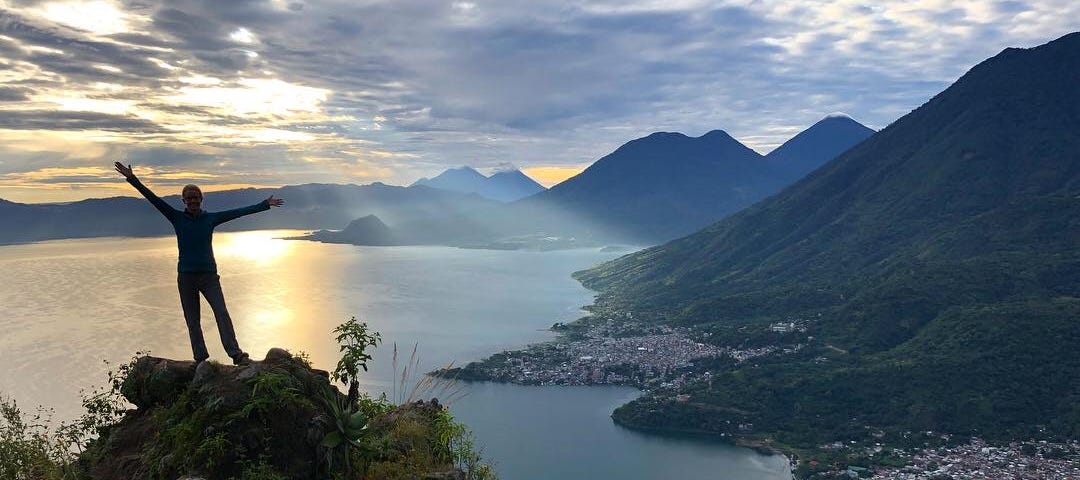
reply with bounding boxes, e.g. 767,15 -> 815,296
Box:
3,116 -> 874,248
510,118 -> 872,244
513,127 -> 778,243
411,166 -> 545,202
0,182 -> 501,245
575,30 -> 1080,451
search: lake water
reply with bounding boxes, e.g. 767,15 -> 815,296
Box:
0,230 -> 791,480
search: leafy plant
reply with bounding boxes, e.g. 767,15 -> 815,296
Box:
194,432 -> 231,469
0,353 -> 145,479
0,397 -> 72,480
63,354 -> 141,458
331,316 -> 382,406
432,407 -> 497,480
239,459 -> 288,480
239,372 -> 306,418
292,349 -> 313,368
319,387 -> 369,476
16,357 -> 136,477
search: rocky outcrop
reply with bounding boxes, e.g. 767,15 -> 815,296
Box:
81,349 -> 465,480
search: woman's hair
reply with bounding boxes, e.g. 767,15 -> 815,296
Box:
182,184 -> 202,198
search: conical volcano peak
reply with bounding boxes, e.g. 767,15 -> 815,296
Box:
813,113 -> 869,129
444,166 -> 486,178
765,114 -> 875,181
642,131 -> 691,140
699,129 -> 735,140
803,114 -> 873,136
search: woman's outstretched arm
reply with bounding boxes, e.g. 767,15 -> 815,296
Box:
115,162 -> 178,220
212,195 -> 283,226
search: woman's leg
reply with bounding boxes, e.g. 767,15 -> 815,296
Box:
178,273 -> 210,362
199,273 -> 247,363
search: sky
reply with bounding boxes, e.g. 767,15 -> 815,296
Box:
0,0 -> 1075,203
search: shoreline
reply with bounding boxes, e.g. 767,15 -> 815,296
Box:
433,309 -> 802,469
434,303 -> 1080,479
607,416 -> 793,458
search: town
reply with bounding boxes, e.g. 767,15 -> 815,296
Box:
867,438 -> 1080,479
443,314 -> 805,390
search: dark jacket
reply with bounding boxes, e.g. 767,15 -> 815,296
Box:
128,177 -> 269,273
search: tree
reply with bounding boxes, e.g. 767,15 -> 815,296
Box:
331,316 -> 381,406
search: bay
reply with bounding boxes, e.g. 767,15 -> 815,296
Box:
0,230 -> 791,480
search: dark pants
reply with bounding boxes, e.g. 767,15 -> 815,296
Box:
178,272 -> 245,362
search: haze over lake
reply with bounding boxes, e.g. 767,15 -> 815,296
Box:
0,230 -> 791,480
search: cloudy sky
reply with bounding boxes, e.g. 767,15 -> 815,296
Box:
0,0 -> 1075,202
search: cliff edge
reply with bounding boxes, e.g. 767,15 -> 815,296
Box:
80,349 -> 471,480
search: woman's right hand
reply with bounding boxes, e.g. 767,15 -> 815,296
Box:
114,162 -> 135,180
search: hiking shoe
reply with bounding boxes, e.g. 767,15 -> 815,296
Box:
232,352 -> 252,366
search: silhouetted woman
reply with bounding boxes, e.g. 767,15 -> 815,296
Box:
115,162 -> 283,365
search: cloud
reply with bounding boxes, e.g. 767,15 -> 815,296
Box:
0,109 -> 164,131
0,165 -> 117,183
0,0 -> 1077,202
0,86 -> 29,100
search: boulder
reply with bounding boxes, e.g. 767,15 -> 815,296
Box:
87,349 -> 337,479
120,356 -> 195,408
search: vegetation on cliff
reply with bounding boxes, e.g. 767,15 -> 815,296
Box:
1,319 -> 494,480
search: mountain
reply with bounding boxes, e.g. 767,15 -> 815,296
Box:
299,214 -> 398,245
512,130 -> 781,243
412,166 -> 489,194
764,114 -> 875,183
576,32 -> 1080,446
411,166 -> 545,202
484,168 -> 546,201
0,183 -> 501,245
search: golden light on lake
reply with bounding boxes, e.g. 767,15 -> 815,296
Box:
250,307 -> 294,330
215,230 -> 296,264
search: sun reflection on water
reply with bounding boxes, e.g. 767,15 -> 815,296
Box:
215,230 -> 296,264
251,307 -> 293,329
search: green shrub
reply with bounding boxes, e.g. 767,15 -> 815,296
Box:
331,316 -> 381,406
0,397 -> 70,480
433,407 -> 497,480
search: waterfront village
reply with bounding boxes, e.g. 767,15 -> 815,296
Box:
442,311 -> 1080,479
865,437 -> 1080,479
453,314 -> 803,389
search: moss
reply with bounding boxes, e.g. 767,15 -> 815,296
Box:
357,401 -> 496,480
195,433 -> 232,469
239,460 -> 289,480
143,389 -> 226,479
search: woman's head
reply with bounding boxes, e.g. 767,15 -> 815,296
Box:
182,184 -> 203,212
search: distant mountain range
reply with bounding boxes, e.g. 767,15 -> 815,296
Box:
511,115 -> 874,243
411,166 -> 546,202
0,183 -> 501,245
576,32 -> 1080,450
2,117 -> 872,247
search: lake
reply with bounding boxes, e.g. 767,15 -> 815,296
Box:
0,230 -> 791,479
